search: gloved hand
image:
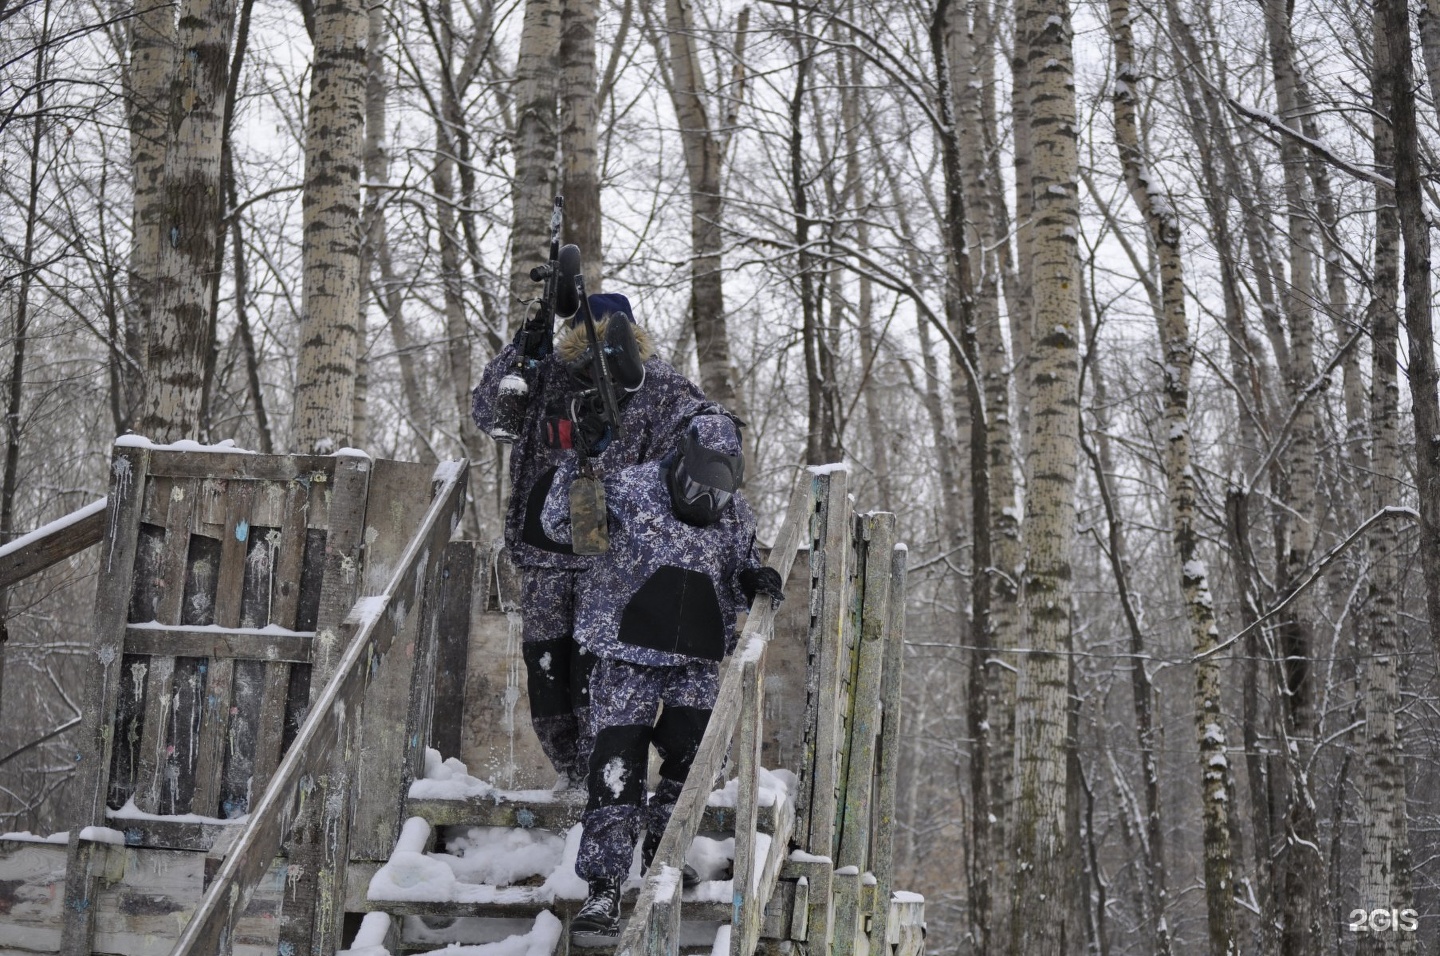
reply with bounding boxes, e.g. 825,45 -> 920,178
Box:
739,566 -> 785,607
514,311 -> 553,359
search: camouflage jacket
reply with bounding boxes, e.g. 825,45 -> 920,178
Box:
541,458 -> 762,668
471,323 -> 713,570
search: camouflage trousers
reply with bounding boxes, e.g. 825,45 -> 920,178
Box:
520,568 -> 595,782
575,657 -> 719,882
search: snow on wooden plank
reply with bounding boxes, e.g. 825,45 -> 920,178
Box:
0,497 -> 106,589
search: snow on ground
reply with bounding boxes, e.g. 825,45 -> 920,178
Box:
337,911 -> 563,956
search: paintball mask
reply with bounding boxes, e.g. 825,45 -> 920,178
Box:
668,415 -> 744,526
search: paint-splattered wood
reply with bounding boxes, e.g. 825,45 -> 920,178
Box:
278,454 -> 375,956
0,497 -> 106,589
432,541 -> 476,760
133,477 -> 199,814
614,476 -> 810,956
251,479 -> 316,799
868,545 -> 907,952
146,449 -> 337,484
837,515 -> 895,873
797,469 -> 850,859
175,461 -> 465,956
0,836 -> 289,956
192,481 -> 257,817
351,460 -> 450,863
121,623 -> 315,662
105,818 -> 246,852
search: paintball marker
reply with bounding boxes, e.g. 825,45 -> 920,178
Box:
491,196 -> 576,442
565,251 -> 626,555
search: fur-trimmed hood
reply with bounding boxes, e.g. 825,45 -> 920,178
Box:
556,317 -> 655,365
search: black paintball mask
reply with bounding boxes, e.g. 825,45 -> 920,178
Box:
667,415 -> 744,526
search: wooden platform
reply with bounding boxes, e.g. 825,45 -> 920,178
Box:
0,446 -> 924,956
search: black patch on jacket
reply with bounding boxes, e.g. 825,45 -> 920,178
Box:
619,566 -> 725,661
521,467 -> 575,554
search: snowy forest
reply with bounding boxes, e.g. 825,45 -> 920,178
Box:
1,0 -> 1438,951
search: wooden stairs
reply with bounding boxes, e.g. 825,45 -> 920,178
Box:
0,442 -> 924,956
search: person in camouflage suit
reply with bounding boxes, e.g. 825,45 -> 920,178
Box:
472,293 -> 720,788
540,414 -> 784,939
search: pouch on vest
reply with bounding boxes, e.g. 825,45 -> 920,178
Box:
570,473 -> 609,555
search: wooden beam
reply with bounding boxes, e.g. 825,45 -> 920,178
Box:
62,444 -> 150,956
730,656 -> 763,956
147,449 -> 337,483
868,544 -> 907,952
122,624 -> 315,662
0,497 -> 106,589
836,514 -> 895,872
798,469 -> 850,859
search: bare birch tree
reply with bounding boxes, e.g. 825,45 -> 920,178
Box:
1007,0 -> 1082,946
292,0 -> 366,452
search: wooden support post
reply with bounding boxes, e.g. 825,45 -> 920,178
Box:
431,540 -> 475,759
731,656 -> 763,956
780,857 -> 833,951
836,515 -> 895,873
832,867 -> 862,956
62,443 -> 150,955
868,545 -> 907,953
280,453 -> 372,956
644,873 -> 682,956
798,469 -> 850,860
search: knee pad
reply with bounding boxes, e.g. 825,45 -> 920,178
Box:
523,638 -> 574,718
586,724 -> 650,811
652,706 -> 710,782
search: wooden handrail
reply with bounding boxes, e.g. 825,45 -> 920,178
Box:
0,498 -> 107,590
616,472 -> 818,956
167,460 -> 468,956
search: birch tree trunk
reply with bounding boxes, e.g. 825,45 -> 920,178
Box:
1355,19 -> 1415,954
508,0 -> 559,333
1390,0 -> 1440,675
560,0 -> 602,288
137,0 -> 235,442
659,0 -> 747,408
292,0 -> 366,453
124,0 -> 177,429
1008,0 -> 1081,946
1109,3 -> 1235,952
1417,0 -> 1440,110
1264,2 -> 1325,948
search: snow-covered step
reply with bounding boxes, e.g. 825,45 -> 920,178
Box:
405,793 -> 779,837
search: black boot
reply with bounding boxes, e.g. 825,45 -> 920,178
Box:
571,877 -> 622,940
641,831 -> 700,888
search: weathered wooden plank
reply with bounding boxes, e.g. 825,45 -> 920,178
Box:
614,476 -> 811,956
432,541 -> 476,760
122,624 -> 315,662
886,896 -> 925,956
645,880 -> 681,956
0,497 -> 106,589
837,515 -> 895,872
192,482 -> 256,816
106,818 -> 247,852
173,460 -> 466,956
831,868 -> 862,956
133,478 -> 200,814
251,480 -> 313,798
730,657 -> 763,956
146,449 -> 337,484
278,453 -> 375,956
760,554 -> 813,780
351,460 -> 452,863
778,857 -> 832,947
868,546 -> 907,953
798,469 -> 850,859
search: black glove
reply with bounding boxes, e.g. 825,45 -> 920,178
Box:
739,566 -> 785,607
514,310 -> 553,360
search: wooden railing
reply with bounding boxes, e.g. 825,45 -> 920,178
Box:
0,497 -> 106,589
168,459 -> 468,956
